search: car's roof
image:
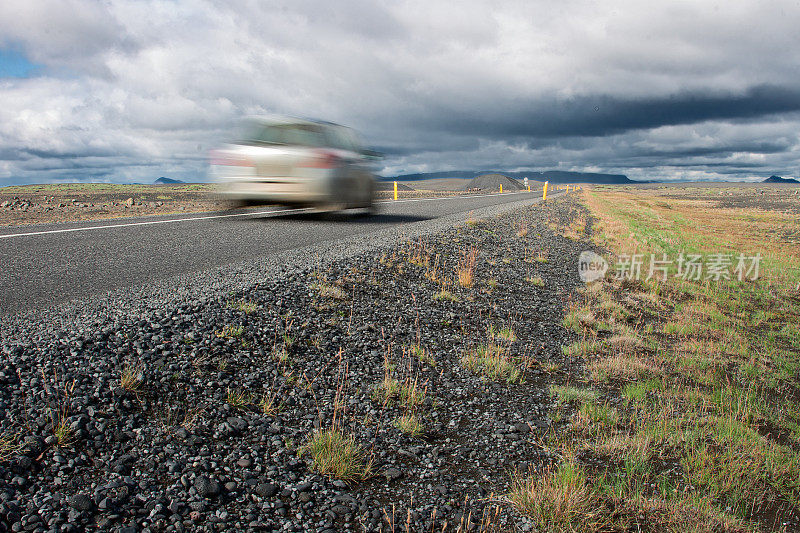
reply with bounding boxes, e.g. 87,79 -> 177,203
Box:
243,114 -> 345,129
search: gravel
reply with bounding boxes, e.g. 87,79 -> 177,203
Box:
0,195 -> 593,532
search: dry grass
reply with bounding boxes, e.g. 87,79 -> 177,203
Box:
0,433 -> 21,461
120,365 -> 143,392
588,353 -> 659,383
312,282 -> 347,300
457,247 -> 478,287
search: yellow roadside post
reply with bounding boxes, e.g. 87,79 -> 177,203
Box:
393,181 -> 398,201
500,184 -> 503,193
543,181 -> 548,200
566,184 -> 569,193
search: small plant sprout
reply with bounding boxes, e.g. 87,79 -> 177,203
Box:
43,369 -> 76,448
526,276 -> 545,287
516,223 -> 529,237
433,288 -> 458,302
490,324 -> 516,343
233,299 -> 258,314
272,344 -> 290,364
217,324 -> 244,339
406,343 -> 435,366
260,391 -> 282,416
226,388 -> 253,410
54,419 -> 73,448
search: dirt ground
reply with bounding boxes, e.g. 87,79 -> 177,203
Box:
630,182 -> 800,213
0,183 -> 221,226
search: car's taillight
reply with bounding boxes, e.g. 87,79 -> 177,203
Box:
209,151 -> 254,167
298,150 -> 340,169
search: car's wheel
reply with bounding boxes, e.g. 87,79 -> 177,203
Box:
359,180 -> 376,212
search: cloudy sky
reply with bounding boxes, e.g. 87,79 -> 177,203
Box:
1,0 -> 799,185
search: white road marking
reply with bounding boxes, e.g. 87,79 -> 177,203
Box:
0,190 -> 540,240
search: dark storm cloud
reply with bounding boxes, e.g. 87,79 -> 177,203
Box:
422,85 -> 800,139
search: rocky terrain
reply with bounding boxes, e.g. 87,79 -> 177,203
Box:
0,184 -> 220,227
0,196 -> 591,532
0,182 -> 487,227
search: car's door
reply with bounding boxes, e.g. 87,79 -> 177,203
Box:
325,126 -> 367,204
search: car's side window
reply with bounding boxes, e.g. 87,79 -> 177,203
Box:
323,127 -> 348,151
341,129 -> 363,152
325,126 -> 364,153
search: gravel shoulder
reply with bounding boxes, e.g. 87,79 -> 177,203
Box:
0,194 -> 589,532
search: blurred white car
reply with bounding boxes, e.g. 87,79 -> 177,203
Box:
210,116 -> 378,212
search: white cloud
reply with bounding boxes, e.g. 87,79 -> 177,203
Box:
0,0 -> 799,185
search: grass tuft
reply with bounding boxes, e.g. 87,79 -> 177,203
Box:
371,375 -> 400,405
393,413 -> 423,436
457,247 -> 478,287
526,276 -> 545,287
508,459 -> 602,532
217,324 -> 244,338
433,288 -> 459,302
0,433 -> 21,462
550,385 -> 599,404
301,428 -> 373,481
120,365 -> 143,392
461,343 -> 521,382
233,299 -> 258,314
226,388 -> 253,410
312,282 -> 347,300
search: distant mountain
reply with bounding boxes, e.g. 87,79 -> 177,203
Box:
383,170 -> 639,184
466,174 -> 524,191
763,175 -> 799,184
155,177 -> 184,184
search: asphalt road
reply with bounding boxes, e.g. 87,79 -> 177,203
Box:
0,191 -> 547,315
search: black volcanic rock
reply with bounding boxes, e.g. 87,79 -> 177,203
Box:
763,175 -> 799,184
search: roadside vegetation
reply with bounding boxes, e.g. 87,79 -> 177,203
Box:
510,187 -> 800,531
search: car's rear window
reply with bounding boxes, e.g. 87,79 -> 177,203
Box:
239,122 -> 326,147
